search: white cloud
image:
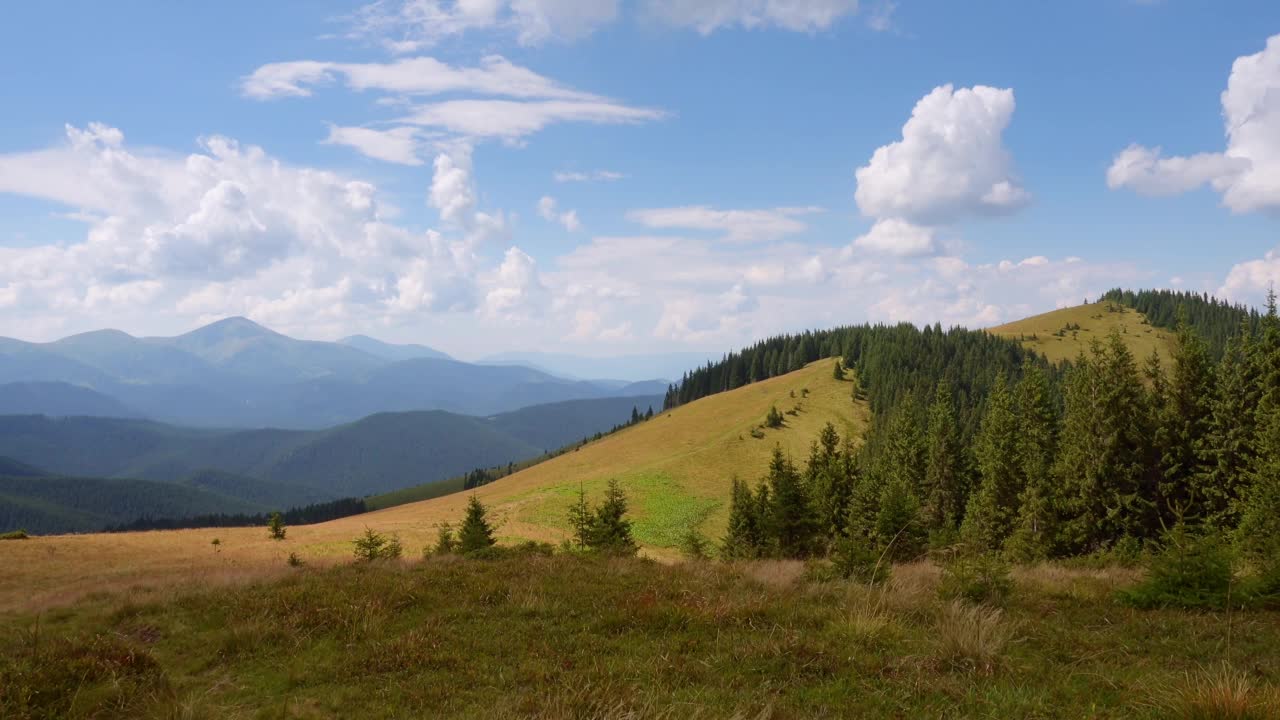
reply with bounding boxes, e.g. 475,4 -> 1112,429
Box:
537,195 -> 582,231
242,54 -> 598,101
554,169 -> 625,183
625,205 -> 822,242
855,84 -> 1029,225
1106,144 -> 1248,196
343,0 -> 619,50
400,99 -> 665,140
1220,249 -> 1280,304
323,125 -> 426,165
429,147 -> 477,226
0,123 -> 547,338
483,246 -> 548,318
849,218 -> 937,257
1108,33 -> 1280,213
645,0 -> 860,34
866,1 -> 895,32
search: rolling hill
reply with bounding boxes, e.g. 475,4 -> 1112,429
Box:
0,392 -> 663,529
989,300 -> 1176,364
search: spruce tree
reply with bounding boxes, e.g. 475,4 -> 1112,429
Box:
962,374 -> 1022,551
1006,361 -> 1060,560
748,352 -> 763,383
267,511 -> 286,541
1203,326 -> 1259,528
1158,317 -> 1216,525
567,487 -> 592,549
923,380 -> 966,532
589,479 -> 638,555
806,424 -> 853,542
767,446 -> 818,558
833,359 -> 846,381
721,478 -> 762,559
458,495 -> 497,554
875,476 -> 925,561
1054,335 -> 1154,552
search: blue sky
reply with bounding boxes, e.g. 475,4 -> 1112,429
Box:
1,1 -> 1279,358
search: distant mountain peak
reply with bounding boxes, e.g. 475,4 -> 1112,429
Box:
183,316 -> 279,340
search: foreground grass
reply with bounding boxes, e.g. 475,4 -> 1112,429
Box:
3,555 -> 1277,719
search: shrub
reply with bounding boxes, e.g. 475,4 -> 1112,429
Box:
765,405 -> 784,429
1,529 -> 30,540
287,552 -> 304,567
939,553 -> 1013,606
934,600 -> 1014,674
511,540 -> 555,557
831,536 -> 890,585
1119,526 -> 1235,610
352,529 -> 402,562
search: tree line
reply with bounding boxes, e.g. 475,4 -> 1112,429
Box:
106,497 -> 369,532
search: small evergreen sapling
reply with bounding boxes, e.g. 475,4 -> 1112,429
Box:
458,495 -> 497,554
267,512 -> 286,541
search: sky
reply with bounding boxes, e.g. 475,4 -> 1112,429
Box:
1,1 -> 1279,359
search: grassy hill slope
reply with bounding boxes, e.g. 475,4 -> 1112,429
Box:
344,359 -> 866,552
989,300 -> 1175,365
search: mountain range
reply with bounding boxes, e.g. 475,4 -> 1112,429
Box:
0,392 -> 662,533
0,318 -> 670,428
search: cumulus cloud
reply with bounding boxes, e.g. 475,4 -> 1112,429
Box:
1108,33 -> 1280,213
343,0 -> 620,50
1219,249 -> 1280,305
855,84 -> 1029,225
645,0 -> 860,34
537,195 -> 582,232
625,205 -> 822,242
849,218 -> 936,257
0,124 -> 545,338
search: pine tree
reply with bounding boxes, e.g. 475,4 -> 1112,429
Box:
1006,361 -> 1059,560
589,479 -> 638,555
721,478 -> 762,559
748,352 -> 763,383
432,522 -> 457,555
806,424 -> 853,541
1203,326 -> 1259,528
267,512 -> 286,541
567,486 -> 592,549
458,495 -> 497,554
767,446 -> 818,558
1054,335 -> 1155,552
1158,316 -> 1216,525
833,359 -> 846,381
923,380 -> 965,532
765,405 -> 784,429
962,374 -> 1022,551
875,476 -> 924,561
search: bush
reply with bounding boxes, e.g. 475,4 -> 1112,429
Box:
287,552 -> 304,567
1119,526 -> 1235,610
352,529 -> 402,562
831,536 -> 890,585
939,553 -> 1013,606
765,405 -> 784,429
1,529 -> 30,540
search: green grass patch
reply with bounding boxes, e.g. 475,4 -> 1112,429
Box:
509,471 -> 719,548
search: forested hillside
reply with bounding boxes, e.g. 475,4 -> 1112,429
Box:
1102,287 -> 1260,358
717,295 -> 1280,572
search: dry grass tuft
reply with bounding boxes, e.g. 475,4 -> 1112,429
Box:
1147,664 -> 1280,720
933,600 -> 1015,674
1012,562 -> 1141,602
741,560 -> 806,590
839,586 -> 891,641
